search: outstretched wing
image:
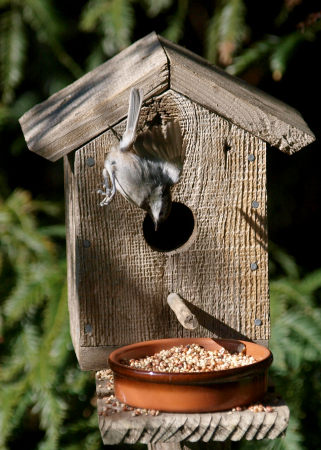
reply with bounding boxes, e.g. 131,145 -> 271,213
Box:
134,120 -> 186,173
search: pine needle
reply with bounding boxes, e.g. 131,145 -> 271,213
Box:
205,0 -> 248,65
162,0 -> 189,43
0,8 -> 27,103
80,0 -> 135,57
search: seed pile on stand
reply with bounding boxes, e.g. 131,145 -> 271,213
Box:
121,343 -> 256,373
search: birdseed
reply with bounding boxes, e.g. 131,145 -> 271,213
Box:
121,343 -> 256,373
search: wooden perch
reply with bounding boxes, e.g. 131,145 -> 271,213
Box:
167,293 -> 198,330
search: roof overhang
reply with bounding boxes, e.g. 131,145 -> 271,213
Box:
19,32 -> 315,162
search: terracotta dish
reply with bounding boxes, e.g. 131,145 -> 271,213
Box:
108,338 -> 273,413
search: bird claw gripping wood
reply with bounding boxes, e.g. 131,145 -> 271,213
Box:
98,166 -> 116,206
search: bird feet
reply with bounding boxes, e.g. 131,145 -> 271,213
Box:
97,167 -> 116,206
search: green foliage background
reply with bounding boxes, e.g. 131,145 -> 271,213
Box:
0,0 -> 320,449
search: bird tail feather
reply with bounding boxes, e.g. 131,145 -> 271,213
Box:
120,88 -> 144,152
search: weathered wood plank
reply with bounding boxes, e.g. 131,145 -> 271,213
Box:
20,32 -> 169,161
97,394 -> 289,444
187,415 -> 213,442
67,90 -> 269,355
64,152 -> 80,359
20,33 -> 314,165
159,36 -> 315,154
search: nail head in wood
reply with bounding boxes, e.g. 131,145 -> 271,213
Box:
255,319 -> 263,326
248,154 -> 255,161
251,263 -> 258,271
83,240 -> 91,248
167,293 -> 199,330
86,157 -> 95,167
85,324 -> 93,333
252,201 -> 259,208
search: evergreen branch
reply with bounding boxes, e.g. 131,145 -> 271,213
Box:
0,8 -> 27,104
227,18 -> 321,78
162,0 -> 189,43
106,0 -> 134,52
205,0 -> 248,65
270,279 -> 314,311
32,389 -> 67,450
22,0 -> 83,79
205,4 -> 221,63
277,310 -> 321,356
62,368 -> 93,396
39,225 -> 66,238
269,242 -> 300,278
226,34 -> 278,75
42,281 -> 69,367
0,190 -> 56,265
3,264 -> 52,325
81,0 -> 135,57
269,31 -> 307,80
80,0 -> 111,32
0,104 -> 9,127
0,377 -> 31,448
145,0 -> 173,18
298,269 -> 321,295
0,0 -> 10,8
83,42 -> 106,71
62,429 -> 102,450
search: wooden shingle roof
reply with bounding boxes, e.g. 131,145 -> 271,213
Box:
19,32 -> 315,162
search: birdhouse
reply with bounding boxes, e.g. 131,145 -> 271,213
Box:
20,32 -> 315,445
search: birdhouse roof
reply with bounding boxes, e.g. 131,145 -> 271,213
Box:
19,32 -> 315,162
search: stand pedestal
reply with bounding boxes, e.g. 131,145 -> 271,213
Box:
96,372 -> 289,447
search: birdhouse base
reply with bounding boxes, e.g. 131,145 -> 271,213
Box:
96,373 -> 289,446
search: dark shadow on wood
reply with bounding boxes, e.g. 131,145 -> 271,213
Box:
182,441 -> 232,450
238,207 -> 268,253
183,299 -> 251,341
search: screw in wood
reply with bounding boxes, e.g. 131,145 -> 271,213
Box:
83,240 -> 91,248
251,263 -> 258,271
255,319 -> 262,326
248,155 -> 255,161
252,201 -> 259,208
85,324 -> 93,333
86,157 -> 95,167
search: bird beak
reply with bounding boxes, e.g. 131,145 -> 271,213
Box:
153,220 -> 158,231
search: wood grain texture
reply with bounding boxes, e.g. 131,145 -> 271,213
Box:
66,89 -> 269,368
20,32 -> 168,161
159,36 -> 315,154
97,395 -> 289,444
64,152 -> 80,359
20,33 -> 314,164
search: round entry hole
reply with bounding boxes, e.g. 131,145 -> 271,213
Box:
143,202 -> 196,253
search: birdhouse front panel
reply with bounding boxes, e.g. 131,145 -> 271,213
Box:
20,33 -> 314,371
64,89 -> 269,369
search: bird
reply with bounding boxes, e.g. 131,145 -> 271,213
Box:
98,87 -> 186,230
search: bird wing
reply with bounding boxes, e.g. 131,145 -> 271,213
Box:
134,120 -> 186,172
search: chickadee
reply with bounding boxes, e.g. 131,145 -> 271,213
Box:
99,88 -> 185,230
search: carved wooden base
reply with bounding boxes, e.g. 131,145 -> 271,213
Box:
96,372 -> 289,446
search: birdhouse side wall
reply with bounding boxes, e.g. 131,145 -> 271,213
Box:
65,90 -> 269,370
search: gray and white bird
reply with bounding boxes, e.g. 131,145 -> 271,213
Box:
99,88 -> 185,230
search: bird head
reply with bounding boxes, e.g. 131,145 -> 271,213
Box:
148,185 -> 172,231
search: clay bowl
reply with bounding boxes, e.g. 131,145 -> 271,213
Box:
108,338 -> 273,413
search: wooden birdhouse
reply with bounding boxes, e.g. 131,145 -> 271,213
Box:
20,32 -> 315,446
